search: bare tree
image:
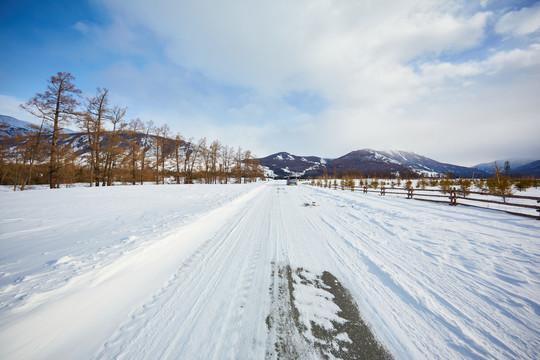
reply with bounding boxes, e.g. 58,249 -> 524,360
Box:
21,72 -> 81,188
103,106 -> 127,186
55,137 -> 78,186
200,140 -> 211,183
140,120 -> 153,185
153,124 -> 171,184
77,112 -> 95,185
86,88 -> 111,186
172,133 -> 185,184
184,137 -> 205,184
243,149 -> 262,183
11,75 -> 263,188
17,122 -> 48,190
233,146 -> 244,183
208,140 -> 221,184
0,122 -> 10,184
220,145 -> 233,184
124,118 -> 145,185
183,137 -> 194,184
8,133 -> 26,190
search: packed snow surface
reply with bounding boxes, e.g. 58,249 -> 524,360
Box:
0,182 -> 539,359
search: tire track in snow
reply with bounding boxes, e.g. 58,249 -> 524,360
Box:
96,184 -> 273,359
212,230 -> 264,359
277,187 -> 415,358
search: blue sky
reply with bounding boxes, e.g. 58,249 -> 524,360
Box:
1,0 -> 539,166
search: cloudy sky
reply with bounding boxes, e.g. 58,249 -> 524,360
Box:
1,0 -> 539,166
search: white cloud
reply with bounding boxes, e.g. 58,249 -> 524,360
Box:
420,61 -> 483,84
88,0 -> 539,163
99,0 -> 489,98
418,43 -> 540,83
0,94 -> 40,125
73,18 -> 148,55
484,43 -> 540,71
495,3 -> 540,36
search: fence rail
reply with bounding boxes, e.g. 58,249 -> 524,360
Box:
311,183 -> 540,220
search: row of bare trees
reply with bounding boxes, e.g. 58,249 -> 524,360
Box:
0,72 -> 263,189
118,121 -> 262,187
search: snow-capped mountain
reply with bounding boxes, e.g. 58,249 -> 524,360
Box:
320,149 -> 411,176
323,149 -> 487,177
473,158 -> 536,174
0,115 -> 42,136
258,152 -> 328,178
372,149 -> 483,177
0,114 -> 76,136
260,149 -> 490,178
0,115 -> 151,162
513,160 -> 540,177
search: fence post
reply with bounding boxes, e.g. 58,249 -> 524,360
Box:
363,186 -> 368,193
380,186 -> 385,196
449,187 -> 457,206
537,200 -> 540,220
407,188 -> 414,199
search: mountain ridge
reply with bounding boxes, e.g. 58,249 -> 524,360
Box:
0,114 -> 76,136
259,149 -> 493,178
473,158 -> 536,173
2,115 -> 538,177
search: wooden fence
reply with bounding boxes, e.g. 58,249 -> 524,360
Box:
312,183 -> 540,220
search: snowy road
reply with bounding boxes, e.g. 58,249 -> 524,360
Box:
1,181 -> 539,359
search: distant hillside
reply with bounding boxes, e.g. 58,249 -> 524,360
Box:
0,115 -> 76,137
0,115 -> 41,136
260,149 -> 489,178
258,152 -> 328,178
473,158 -> 535,174
321,149 -> 484,177
373,150 -> 481,176
513,160 -> 540,177
319,149 -> 410,176
0,115 -> 170,161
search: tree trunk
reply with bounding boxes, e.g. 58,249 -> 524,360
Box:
50,84 -> 62,189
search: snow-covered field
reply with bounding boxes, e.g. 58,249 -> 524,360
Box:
0,181 -> 539,359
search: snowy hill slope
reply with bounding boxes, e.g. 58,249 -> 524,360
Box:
260,149 -> 488,177
0,115 -> 41,136
514,160 -> 540,177
321,149 -> 411,176
474,158 -> 540,177
258,152 -> 328,178
374,149 -> 484,176
473,158 -> 535,173
326,149 -> 488,177
0,114 -> 76,136
0,114 -> 180,167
